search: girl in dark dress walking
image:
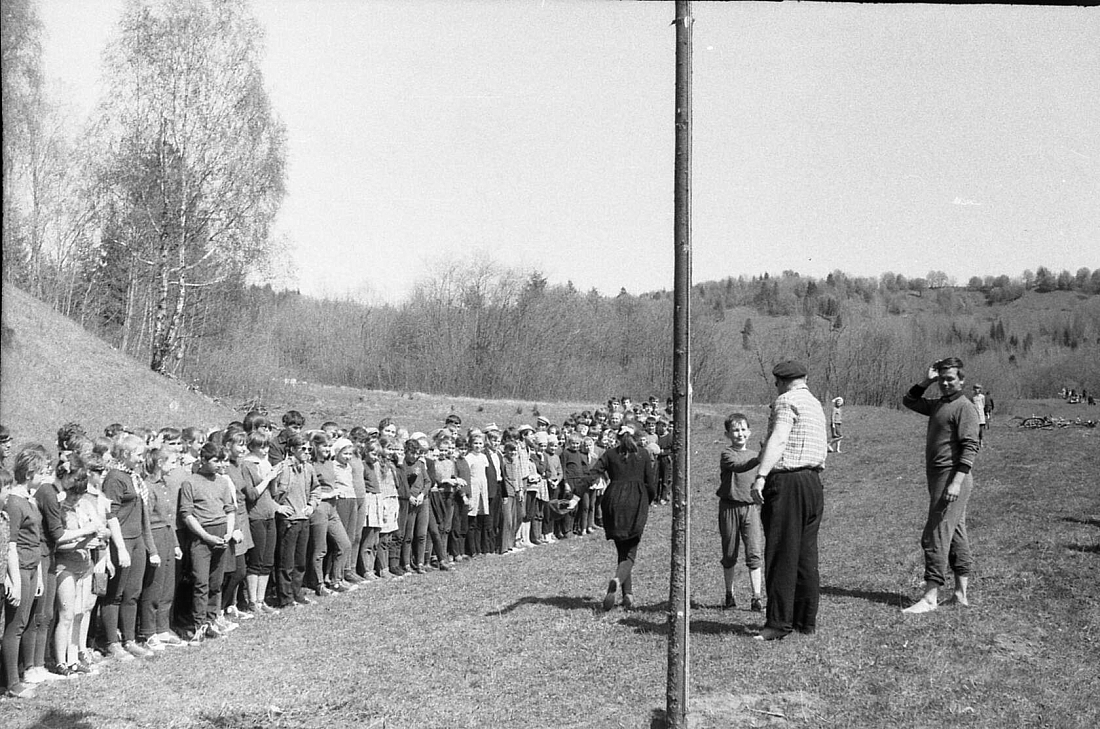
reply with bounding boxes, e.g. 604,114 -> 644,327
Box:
588,425 -> 656,610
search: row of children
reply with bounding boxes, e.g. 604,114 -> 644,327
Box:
0,400 -> 674,698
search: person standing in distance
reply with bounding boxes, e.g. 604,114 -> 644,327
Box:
750,360 -> 828,641
901,357 -> 980,614
970,385 -> 987,449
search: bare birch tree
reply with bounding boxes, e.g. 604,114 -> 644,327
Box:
91,0 -> 286,373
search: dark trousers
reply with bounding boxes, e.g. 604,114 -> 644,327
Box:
275,516 -> 309,606
427,492 -> 451,563
172,527 -> 190,629
222,552 -> 247,610
657,457 -> 672,502
466,514 -> 490,555
29,559 -> 57,667
139,526 -> 176,640
392,500 -> 409,571
487,496 -> 502,553
187,524 -> 228,629
247,518 -> 277,576
526,492 -> 544,543
404,498 -> 443,567
102,536 -> 146,644
2,566 -> 38,688
761,469 -> 824,635
499,497 -> 516,552
449,499 -> 468,557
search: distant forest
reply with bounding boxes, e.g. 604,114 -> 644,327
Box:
18,260 -> 1086,409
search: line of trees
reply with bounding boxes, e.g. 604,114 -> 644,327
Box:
688,266 -> 1100,321
166,257 -> 1099,408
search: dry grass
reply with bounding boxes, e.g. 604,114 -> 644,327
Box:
2,391 -> 1097,728
1,285 -> 236,448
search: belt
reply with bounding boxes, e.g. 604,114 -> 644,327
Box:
772,465 -> 823,475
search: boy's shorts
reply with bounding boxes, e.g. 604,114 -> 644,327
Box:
718,500 -> 763,570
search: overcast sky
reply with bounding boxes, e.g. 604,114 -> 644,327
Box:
38,1 -> 1100,302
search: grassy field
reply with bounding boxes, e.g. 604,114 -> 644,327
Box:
3,392 -> 1097,728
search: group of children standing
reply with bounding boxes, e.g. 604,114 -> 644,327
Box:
0,397 -> 675,699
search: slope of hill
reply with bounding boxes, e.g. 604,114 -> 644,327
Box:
0,285 -> 236,450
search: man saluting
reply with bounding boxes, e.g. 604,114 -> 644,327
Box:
901,357 -> 980,614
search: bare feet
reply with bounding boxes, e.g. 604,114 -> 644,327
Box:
902,598 -> 938,614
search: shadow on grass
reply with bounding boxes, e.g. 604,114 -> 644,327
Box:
649,707 -> 668,728
1062,515 -> 1100,528
619,614 -> 758,638
1065,542 -> 1100,554
25,710 -> 97,729
821,584 -> 907,607
489,594 -> 603,615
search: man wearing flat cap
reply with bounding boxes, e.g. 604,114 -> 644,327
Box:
750,359 -> 828,641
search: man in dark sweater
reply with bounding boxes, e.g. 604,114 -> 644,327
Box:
901,356 -> 981,614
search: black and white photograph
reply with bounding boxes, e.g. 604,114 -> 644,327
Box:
1,1 -> 1098,727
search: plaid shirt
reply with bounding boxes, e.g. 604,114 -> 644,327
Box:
768,383 -> 828,471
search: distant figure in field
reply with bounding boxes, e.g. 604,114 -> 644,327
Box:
901,357 -> 980,614
750,359 -> 827,641
971,385 -> 987,448
828,397 -> 844,453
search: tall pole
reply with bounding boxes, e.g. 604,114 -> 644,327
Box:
668,2 -> 692,728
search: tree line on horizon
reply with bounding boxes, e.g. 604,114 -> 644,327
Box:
3,0 -> 1098,408
137,261 -> 1100,409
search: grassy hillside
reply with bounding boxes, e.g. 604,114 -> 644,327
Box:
0,285 -> 236,449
